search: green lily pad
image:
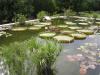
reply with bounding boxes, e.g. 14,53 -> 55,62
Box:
77,29 -> 94,35
28,26 -> 41,31
12,27 -> 27,31
53,35 -> 74,43
70,33 -> 87,39
58,25 -> 68,28
65,21 -> 76,25
60,30 -> 74,35
39,32 -> 56,38
79,23 -> 88,26
68,26 -> 82,30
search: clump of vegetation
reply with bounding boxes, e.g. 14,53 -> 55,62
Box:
1,42 -> 28,75
52,18 -> 65,25
64,9 -> 76,17
15,14 -> 27,26
1,37 -> 61,75
37,11 -> 48,21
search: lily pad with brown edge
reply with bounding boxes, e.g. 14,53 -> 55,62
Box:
65,21 -> 76,25
60,30 -> 74,35
34,25 -> 46,28
53,35 -> 74,43
58,25 -> 68,28
39,32 -> 56,38
70,33 -> 87,39
77,29 -> 94,35
28,26 -> 41,31
68,26 -> 82,30
78,23 -> 89,26
11,27 -> 27,31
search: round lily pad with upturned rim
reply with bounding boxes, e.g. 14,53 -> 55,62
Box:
78,23 -> 89,26
58,25 -> 68,28
60,30 -> 74,35
28,26 -> 41,31
68,26 -> 82,30
70,33 -> 87,39
53,35 -> 74,43
39,32 -> 56,38
34,25 -> 46,28
65,21 -> 76,25
12,27 -> 27,31
77,29 -> 94,35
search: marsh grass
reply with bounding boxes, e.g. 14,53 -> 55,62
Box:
1,37 -> 61,75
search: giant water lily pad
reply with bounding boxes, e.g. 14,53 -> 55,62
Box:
96,22 -> 100,25
53,35 -> 74,43
70,33 -> 87,39
60,30 -> 74,35
39,22 -> 51,25
68,26 -> 82,30
58,25 -> 68,28
34,25 -> 46,28
79,23 -> 88,26
77,29 -> 94,35
12,27 -> 27,31
0,33 -> 3,37
28,26 -> 41,31
65,22 -> 76,25
39,32 -> 56,38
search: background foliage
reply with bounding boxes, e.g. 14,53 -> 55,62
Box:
0,0 -> 100,24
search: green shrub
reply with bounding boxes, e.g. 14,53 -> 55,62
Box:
15,14 -> 27,26
64,9 -> 76,17
52,18 -> 65,25
37,11 -> 48,21
1,38 -> 61,75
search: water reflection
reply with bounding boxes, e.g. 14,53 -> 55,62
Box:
56,34 -> 100,75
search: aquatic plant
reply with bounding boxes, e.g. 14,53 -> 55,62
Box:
1,37 -> 61,75
15,14 -> 27,26
31,40 -> 62,75
51,18 -> 65,25
1,42 -> 28,75
37,11 -> 48,21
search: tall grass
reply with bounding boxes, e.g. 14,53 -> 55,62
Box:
1,37 -> 61,75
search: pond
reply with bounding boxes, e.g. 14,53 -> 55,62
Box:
0,30 -> 100,75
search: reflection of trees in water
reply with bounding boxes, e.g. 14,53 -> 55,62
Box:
78,43 -> 100,75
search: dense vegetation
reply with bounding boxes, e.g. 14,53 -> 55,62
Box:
0,0 -> 100,24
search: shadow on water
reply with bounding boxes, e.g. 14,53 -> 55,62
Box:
0,30 -> 38,46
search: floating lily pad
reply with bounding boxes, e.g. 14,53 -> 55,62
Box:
58,25 -> 68,28
34,25 -> 46,28
28,26 -> 41,31
70,33 -> 87,39
96,22 -> 100,25
68,26 -> 82,30
12,27 -> 27,31
77,29 -> 94,35
39,32 -> 56,38
60,30 -> 74,35
39,22 -> 51,25
65,22 -> 76,25
53,35 -> 74,43
0,33 -> 3,37
79,23 -> 88,26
